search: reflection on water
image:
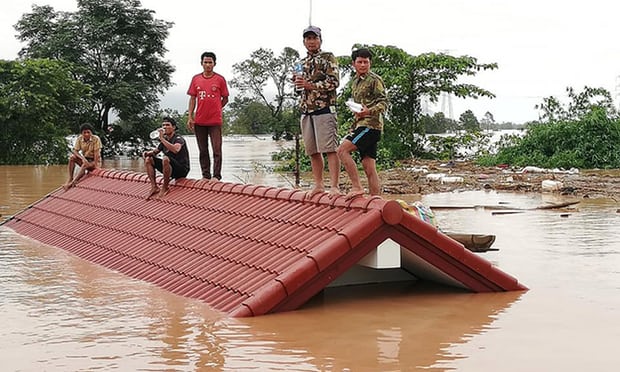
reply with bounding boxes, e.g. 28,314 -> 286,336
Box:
232,284 -> 523,371
0,229 -> 524,370
2,136 -> 620,370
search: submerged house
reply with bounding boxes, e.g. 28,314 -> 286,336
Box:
3,169 -> 526,317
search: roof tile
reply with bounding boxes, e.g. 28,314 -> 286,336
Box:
3,169 -> 526,316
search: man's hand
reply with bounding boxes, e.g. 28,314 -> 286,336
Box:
294,75 -> 307,91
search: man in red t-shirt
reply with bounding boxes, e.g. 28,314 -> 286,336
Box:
187,51 -> 229,180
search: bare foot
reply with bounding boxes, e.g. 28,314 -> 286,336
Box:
328,188 -> 342,199
158,187 -> 169,198
147,186 -> 160,199
62,181 -> 75,191
345,189 -> 365,200
305,187 -> 325,199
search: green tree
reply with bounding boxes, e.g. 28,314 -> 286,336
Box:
0,59 -> 91,164
480,111 -> 495,131
14,0 -> 174,138
479,87 -> 620,169
226,97 -> 276,134
459,109 -> 480,132
229,47 -> 300,140
422,112 -> 456,134
338,45 -> 497,159
535,86 -> 617,122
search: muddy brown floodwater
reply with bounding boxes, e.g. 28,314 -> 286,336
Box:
1,136 -> 619,371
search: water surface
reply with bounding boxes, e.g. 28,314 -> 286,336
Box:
1,136 -> 619,371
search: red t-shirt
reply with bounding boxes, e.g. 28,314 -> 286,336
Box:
187,72 -> 229,126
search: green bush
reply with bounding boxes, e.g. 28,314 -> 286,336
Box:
478,107 -> 620,169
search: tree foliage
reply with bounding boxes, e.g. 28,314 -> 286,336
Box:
240,44 -> 498,170
535,86 -> 617,122
0,59 -> 91,164
480,111 -> 495,131
226,97 -> 277,134
229,47 -> 300,139
107,107 -> 190,157
427,131 -> 492,160
337,45 -> 498,159
422,112 -> 457,134
14,0 -> 174,137
479,87 -> 620,169
459,109 -> 480,132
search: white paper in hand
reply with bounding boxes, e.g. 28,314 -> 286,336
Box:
345,99 -> 363,113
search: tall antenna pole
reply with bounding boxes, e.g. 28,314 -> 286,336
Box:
438,49 -> 454,120
615,75 -> 620,110
308,0 -> 313,25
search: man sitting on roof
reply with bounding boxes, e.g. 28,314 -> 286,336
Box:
142,117 -> 190,198
63,123 -> 102,190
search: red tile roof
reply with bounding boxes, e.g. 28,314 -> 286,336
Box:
4,169 -> 526,316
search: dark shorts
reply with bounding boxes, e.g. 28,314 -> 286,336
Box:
153,156 -> 189,179
344,127 -> 381,159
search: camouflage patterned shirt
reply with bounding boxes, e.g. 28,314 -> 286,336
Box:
351,71 -> 388,131
298,49 -> 339,113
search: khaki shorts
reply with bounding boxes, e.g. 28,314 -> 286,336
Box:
300,112 -> 338,155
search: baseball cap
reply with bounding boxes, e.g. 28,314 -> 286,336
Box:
303,25 -> 321,38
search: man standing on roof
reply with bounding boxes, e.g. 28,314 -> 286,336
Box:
187,51 -> 229,181
295,25 -> 341,198
337,47 -> 388,200
143,117 -> 190,198
63,123 -> 102,190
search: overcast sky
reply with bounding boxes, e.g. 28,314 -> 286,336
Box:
3,0 -> 620,123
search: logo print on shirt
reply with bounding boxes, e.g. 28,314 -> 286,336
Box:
199,90 -> 207,100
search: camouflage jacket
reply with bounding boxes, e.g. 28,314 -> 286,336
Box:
351,71 -> 388,131
298,49 -> 339,113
